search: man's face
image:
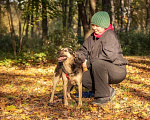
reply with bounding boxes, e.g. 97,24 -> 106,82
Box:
91,24 -> 105,35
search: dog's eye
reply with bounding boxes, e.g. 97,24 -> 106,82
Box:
64,50 -> 68,52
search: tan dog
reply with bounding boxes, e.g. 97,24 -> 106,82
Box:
50,48 -> 83,106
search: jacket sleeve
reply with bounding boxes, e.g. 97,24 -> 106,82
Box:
76,45 -> 88,62
76,39 -> 90,62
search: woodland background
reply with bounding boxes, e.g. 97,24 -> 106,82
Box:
0,0 -> 149,62
0,0 -> 150,119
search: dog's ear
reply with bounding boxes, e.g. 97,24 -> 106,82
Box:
74,52 -> 78,57
75,57 -> 83,64
73,51 -> 76,57
57,50 -> 60,55
68,48 -> 74,55
74,53 -> 83,64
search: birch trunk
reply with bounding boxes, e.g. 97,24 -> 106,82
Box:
6,0 -> 16,56
111,0 -> 115,31
127,0 -> 132,32
120,0 -> 125,32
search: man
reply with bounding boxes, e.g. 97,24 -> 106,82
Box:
76,11 -> 128,106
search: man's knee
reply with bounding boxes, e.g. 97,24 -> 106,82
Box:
92,60 -> 106,70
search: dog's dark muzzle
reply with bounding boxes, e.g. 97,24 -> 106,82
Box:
57,48 -> 70,62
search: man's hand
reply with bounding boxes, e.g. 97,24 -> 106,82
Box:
82,60 -> 87,71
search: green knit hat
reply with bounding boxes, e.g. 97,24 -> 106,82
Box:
91,11 -> 110,28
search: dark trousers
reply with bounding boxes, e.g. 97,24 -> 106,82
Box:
82,60 -> 127,98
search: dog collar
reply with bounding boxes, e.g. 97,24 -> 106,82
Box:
66,74 -> 69,80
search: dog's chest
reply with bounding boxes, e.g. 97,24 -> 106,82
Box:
62,64 -> 83,85
67,73 -> 82,85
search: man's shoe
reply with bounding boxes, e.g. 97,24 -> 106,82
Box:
92,88 -> 116,106
91,97 -> 110,106
110,88 -> 116,100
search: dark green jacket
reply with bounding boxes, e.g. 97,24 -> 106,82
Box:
77,29 -> 128,66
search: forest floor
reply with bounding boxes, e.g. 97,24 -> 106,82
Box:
0,56 -> 150,120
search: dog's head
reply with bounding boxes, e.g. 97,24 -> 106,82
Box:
57,48 -> 75,62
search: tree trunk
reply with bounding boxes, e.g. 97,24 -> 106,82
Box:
42,0 -> 48,39
126,0 -> 132,32
14,1 -> 24,53
0,5 -> 2,28
25,3 -> 30,38
6,0 -> 16,56
77,7 -> 81,38
31,0 -> 34,38
26,14 -> 30,38
68,0 -> 73,28
62,0 -> 67,29
96,0 -> 101,11
102,0 -> 111,13
78,1 -> 89,39
78,1 -> 95,40
120,0 -> 125,32
90,0 -> 96,16
35,0 -> 40,39
14,2 -> 21,38
77,0 -> 97,40
19,20 -> 26,53
145,0 -> 150,33
110,0 -> 115,31
31,14 -> 34,38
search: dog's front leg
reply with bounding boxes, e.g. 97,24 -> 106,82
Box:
62,73 -> 68,106
75,75 -> 83,106
78,81 -> 82,106
50,73 -> 61,103
67,82 -> 73,99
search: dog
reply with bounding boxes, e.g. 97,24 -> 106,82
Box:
49,48 -> 84,106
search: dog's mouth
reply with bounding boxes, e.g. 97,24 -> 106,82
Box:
58,55 -> 67,62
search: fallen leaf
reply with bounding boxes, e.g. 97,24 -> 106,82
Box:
90,106 -> 97,112
6,105 -> 16,111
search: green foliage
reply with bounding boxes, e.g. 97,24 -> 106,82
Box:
0,24 -> 7,36
1,29 -> 149,66
0,58 -> 13,67
0,34 -> 20,53
0,29 -> 80,64
0,34 -> 13,52
119,31 -> 150,56
0,52 -> 47,67
33,53 -> 47,63
15,52 -> 47,66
